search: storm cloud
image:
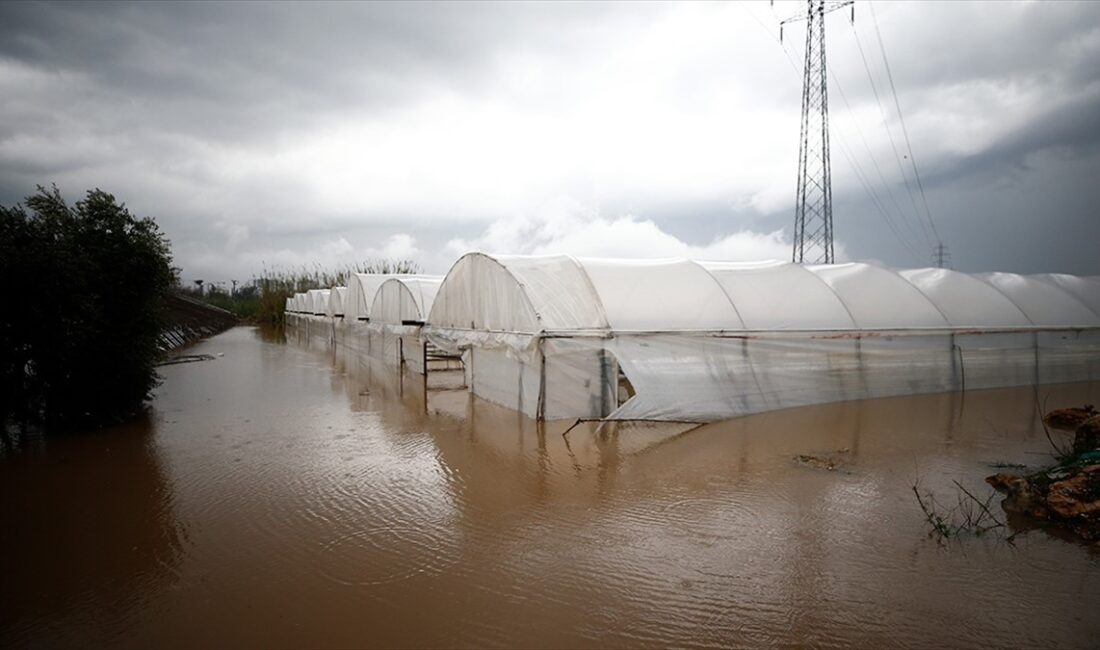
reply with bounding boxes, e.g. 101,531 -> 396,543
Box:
1,1 -> 1098,285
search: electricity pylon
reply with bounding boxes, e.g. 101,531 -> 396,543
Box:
782,0 -> 853,264
933,242 -> 951,269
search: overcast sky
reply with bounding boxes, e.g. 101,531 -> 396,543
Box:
2,1 -> 1098,286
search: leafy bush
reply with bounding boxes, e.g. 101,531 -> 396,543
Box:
0,186 -> 175,431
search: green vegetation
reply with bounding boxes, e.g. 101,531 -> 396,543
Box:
184,260 -> 420,326
0,186 -> 175,431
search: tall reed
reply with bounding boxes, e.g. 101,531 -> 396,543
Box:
251,259 -> 420,325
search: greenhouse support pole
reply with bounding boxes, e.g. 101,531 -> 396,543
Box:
1032,331 -> 1040,387
537,337 -> 547,421
422,339 -> 429,415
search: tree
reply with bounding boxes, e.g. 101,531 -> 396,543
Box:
0,185 -> 175,431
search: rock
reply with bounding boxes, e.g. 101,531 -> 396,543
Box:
1043,405 -> 1096,431
1073,415 -> 1100,454
987,472 -> 1046,518
1046,464 -> 1100,519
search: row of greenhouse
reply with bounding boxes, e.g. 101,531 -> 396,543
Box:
285,254 -> 1100,423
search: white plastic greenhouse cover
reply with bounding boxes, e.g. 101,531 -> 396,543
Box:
306,289 -> 329,316
371,276 -> 443,325
806,263 -> 948,329
425,253 -> 1100,423
326,287 -> 347,318
345,274 -> 406,321
980,272 -> 1100,328
429,254 -> 1100,334
697,261 -> 851,330
430,253 -> 607,333
1033,274 -> 1100,319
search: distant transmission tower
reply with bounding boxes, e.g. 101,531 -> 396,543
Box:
782,0 -> 854,264
933,242 -> 951,269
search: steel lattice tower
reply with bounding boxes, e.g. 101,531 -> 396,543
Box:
786,0 -> 851,265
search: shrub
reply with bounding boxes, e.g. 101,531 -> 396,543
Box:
0,186 -> 175,431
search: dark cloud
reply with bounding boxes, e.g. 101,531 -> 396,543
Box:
0,1 -> 1097,281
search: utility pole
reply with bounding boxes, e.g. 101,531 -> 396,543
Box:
782,0 -> 853,265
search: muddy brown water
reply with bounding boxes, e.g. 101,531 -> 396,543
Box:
2,326 -> 1099,649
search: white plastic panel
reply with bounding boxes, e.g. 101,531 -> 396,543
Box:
700,260 -> 855,330
429,254 -> 543,333
899,268 -> 1030,328
372,276 -> 443,325
307,289 -> 330,316
327,286 -> 347,317
578,258 -> 743,330
496,255 -> 608,330
345,274 -> 399,321
980,272 -> 1100,328
468,347 -> 541,418
1034,274 -> 1100,319
807,263 -> 948,329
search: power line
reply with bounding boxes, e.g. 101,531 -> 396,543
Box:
851,22 -> 934,249
829,71 -> 928,264
869,2 -> 942,245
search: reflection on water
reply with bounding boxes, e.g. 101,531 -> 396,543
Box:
0,414 -> 182,648
2,325 -> 1099,649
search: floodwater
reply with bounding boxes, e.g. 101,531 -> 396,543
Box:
2,326 -> 1099,649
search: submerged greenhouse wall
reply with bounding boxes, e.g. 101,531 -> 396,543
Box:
425,254 -> 1100,423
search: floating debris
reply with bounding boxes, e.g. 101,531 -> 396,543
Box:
794,448 -> 851,472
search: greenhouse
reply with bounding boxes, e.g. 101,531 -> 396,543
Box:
344,274 -> 397,321
425,254 -> 1100,423
307,289 -> 330,316
326,286 -> 347,319
366,276 -> 443,373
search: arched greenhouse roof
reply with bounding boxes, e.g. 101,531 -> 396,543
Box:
371,276 -> 444,325
898,267 -> 1030,328
429,253 -> 608,333
806,263 -> 948,329
581,258 -> 742,330
307,289 -> 330,315
699,260 -> 854,330
427,253 -> 1100,334
980,272 -> 1100,328
345,274 -> 405,321
1033,274 -> 1100,319
326,286 -> 347,318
